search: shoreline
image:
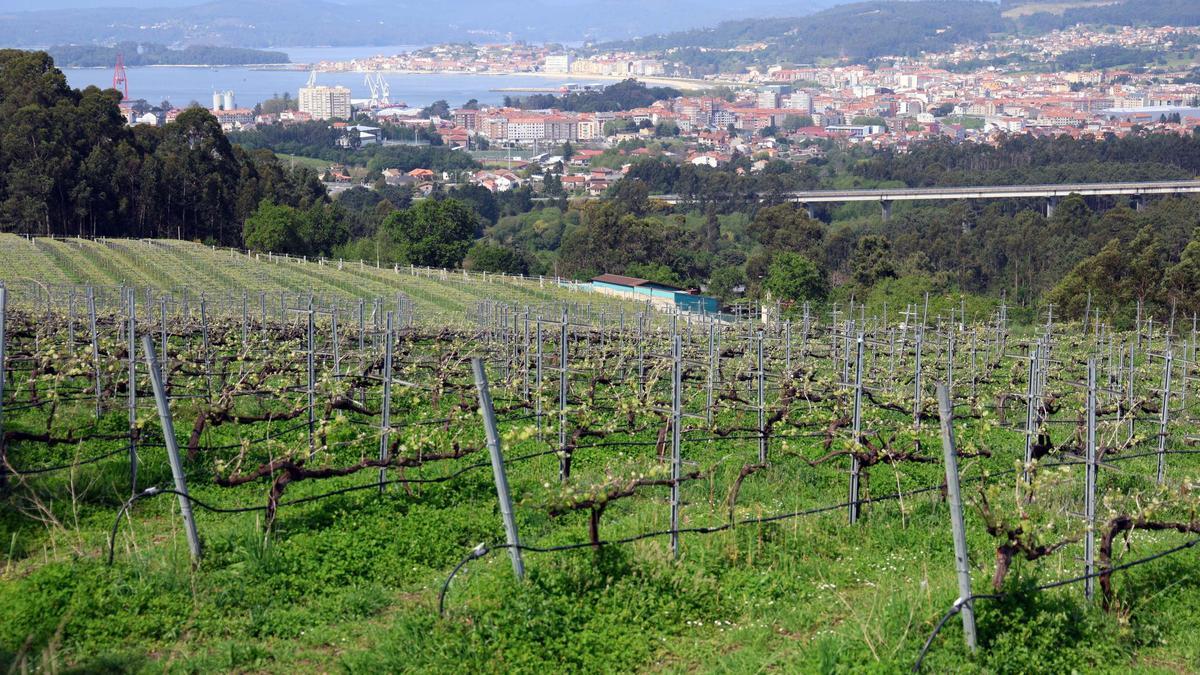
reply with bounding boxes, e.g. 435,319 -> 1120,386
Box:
56,63 -> 740,91
308,68 -> 739,91
60,62 -> 294,70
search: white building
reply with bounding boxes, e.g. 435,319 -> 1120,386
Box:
785,91 -> 814,114
544,54 -> 573,73
299,85 -> 352,120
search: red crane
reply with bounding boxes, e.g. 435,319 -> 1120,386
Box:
112,52 -> 128,100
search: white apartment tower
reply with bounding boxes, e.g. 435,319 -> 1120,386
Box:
544,54 -> 573,73
785,90 -> 814,114
299,85 -> 352,120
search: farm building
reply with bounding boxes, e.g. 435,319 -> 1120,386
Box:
591,274 -> 720,314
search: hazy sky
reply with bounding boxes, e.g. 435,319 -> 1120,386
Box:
0,0 -> 195,9
0,0 -> 836,15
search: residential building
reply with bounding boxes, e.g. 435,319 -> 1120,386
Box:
452,108 -> 479,131
785,90 -> 814,114
544,54 -> 573,73
299,85 -> 352,120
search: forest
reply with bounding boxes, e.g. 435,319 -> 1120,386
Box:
503,80 -> 682,113
599,0 -> 1200,74
46,43 -> 290,67
852,133 -> 1200,186
0,50 -> 324,244
228,122 -> 476,172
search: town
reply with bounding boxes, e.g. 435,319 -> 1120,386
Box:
108,22 -> 1196,198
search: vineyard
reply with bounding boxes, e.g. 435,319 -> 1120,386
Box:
4,253 -> 1200,672
0,234 -> 632,325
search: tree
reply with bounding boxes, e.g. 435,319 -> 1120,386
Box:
764,253 -> 828,303
1049,194 -> 1092,240
543,171 -> 565,197
464,241 -> 529,274
447,183 -> 498,227
850,235 -> 897,287
609,179 -> 650,217
298,202 -> 350,255
1123,227 -> 1165,308
704,206 -> 720,253
0,50 -> 334,243
421,99 -> 451,119
748,203 -> 824,257
243,200 -> 302,253
603,119 -> 637,135
1165,233 -> 1200,314
382,198 -> 477,268
560,141 -> 575,161
782,114 -> 814,131
851,116 -> 887,130
1047,238 -> 1129,320
558,202 -> 678,279
624,262 -> 682,287
707,266 -> 744,303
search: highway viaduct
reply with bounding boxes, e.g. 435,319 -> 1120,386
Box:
650,180 -> 1200,220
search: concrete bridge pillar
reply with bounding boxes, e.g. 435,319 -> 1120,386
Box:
1132,195 -> 1146,212
802,202 -> 814,219
881,200 -> 893,222
1045,196 -> 1060,218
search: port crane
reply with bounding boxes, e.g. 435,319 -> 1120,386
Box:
363,72 -> 391,107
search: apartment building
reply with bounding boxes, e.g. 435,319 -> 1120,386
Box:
544,54 -> 573,73
452,108 -> 479,131
299,85 -> 352,120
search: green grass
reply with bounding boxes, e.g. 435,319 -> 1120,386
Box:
0,235 -> 638,325
275,154 -> 335,173
3,297 -> 1200,672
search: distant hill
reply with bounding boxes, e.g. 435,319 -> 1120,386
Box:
597,0 -> 1200,72
0,0 -> 839,48
600,1 -> 1007,72
4,0 -> 1196,57
1015,0 -> 1200,31
47,42 -> 289,67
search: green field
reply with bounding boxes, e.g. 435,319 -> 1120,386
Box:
275,154 -> 331,171
0,235 -> 635,324
3,245 -> 1200,673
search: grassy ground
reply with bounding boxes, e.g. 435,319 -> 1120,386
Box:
0,235 -> 636,325
275,154 -> 335,173
3,302 -> 1200,673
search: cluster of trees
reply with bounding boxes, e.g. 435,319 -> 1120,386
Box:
0,50 -> 325,243
942,46 -> 1197,76
854,195 -> 1200,314
620,158 -> 821,210
504,80 -> 681,113
46,43 -> 289,67
1051,46 -> 1180,72
1049,226 -> 1200,323
853,133 -> 1200,187
242,200 -> 347,256
481,184 -> 844,305
479,129 -> 1200,318
228,122 -> 476,172
256,93 -> 299,116
331,196 -> 499,269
